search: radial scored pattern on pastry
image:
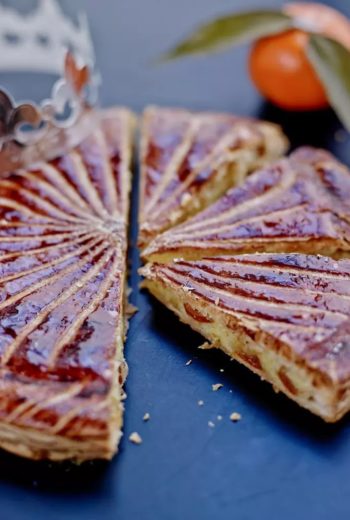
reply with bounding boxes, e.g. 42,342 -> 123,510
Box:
0,107 -> 134,461
143,147 -> 350,262
141,254 -> 350,422
138,106 -> 288,247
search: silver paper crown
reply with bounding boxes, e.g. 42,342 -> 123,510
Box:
0,0 -> 99,173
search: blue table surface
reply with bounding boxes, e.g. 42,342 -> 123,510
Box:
1,1 -> 350,519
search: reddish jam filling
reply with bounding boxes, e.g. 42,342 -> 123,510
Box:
184,303 -> 213,323
237,352 -> 262,371
278,368 -> 298,395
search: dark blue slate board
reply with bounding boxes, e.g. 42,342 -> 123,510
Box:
0,1 -> 350,519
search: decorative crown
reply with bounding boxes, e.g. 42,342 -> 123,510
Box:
0,0 -> 99,174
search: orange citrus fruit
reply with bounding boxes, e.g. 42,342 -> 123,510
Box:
249,2 -> 350,110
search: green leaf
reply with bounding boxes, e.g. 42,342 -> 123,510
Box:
307,34 -> 350,131
160,10 -> 293,61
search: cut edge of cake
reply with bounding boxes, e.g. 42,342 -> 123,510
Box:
140,254 -> 350,423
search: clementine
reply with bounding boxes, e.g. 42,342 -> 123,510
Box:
249,2 -> 350,110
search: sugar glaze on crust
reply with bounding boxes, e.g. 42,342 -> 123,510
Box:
141,254 -> 350,422
0,108 -> 134,460
143,147 -> 350,262
139,106 -> 288,247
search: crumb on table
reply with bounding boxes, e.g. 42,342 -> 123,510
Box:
129,432 -> 143,444
230,412 -> 242,422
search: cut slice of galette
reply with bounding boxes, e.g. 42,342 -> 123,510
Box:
141,253 -> 350,422
0,108 -> 134,461
139,105 -> 288,248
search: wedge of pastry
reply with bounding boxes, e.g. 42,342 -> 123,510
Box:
0,108 -> 134,460
138,106 -> 288,247
141,254 -> 350,422
143,147 -> 350,262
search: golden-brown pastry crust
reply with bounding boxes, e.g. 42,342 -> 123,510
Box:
141,254 -> 350,422
139,106 -> 288,247
0,107 -> 134,461
143,147 -> 350,262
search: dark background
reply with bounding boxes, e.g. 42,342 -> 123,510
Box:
1,1 -> 350,519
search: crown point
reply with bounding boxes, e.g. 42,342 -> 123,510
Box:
0,1 -> 98,172
0,0 -> 94,74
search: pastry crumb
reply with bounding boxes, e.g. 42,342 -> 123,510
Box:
217,415 -> 223,421
126,303 -> 138,317
129,432 -> 142,444
212,383 -> 223,392
185,359 -> 192,366
230,412 -> 242,422
180,192 -> 192,207
198,400 -> 204,406
143,413 -> 150,422
208,421 -> 215,428
198,341 -> 213,350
